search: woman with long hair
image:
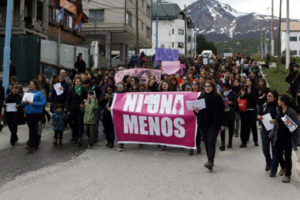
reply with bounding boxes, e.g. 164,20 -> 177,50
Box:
22,80 -> 46,152
257,90 -> 279,176
65,78 -> 87,146
271,95 -> 300,183
194,80 -> 225,171
257,78 -> 270,113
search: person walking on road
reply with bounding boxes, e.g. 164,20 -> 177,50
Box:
194,80 -> 225,171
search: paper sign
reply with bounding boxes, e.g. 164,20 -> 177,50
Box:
223,98 -> 230,112
22,93 -> 34,103
203,58 -> 208,65
186,99 -> 206,111
54,83 -> 64,96
262,113 -> 274,131
6,103 -> 17,112
281,114 -> 298,133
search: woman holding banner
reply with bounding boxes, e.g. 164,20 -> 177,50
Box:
194,80 -> 225,171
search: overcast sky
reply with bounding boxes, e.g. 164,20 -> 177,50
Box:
169,0 -> 300,19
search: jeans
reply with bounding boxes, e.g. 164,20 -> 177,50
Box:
26,114 -> 43,148
260,128 -> 278,174
275,138 -> 293,176
202,126 -> 220,164
220,119 -> 235,146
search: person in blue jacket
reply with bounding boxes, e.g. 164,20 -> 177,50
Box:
22,80 -> 46,152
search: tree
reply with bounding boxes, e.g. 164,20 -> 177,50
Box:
196,35 -> 218,55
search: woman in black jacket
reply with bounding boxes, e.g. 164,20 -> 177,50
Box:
257,90 -> 279,177
240,78 -> 258,148
194,80 -> 225,171
219,83 -> 237,151
65,78 -> 87,146
50,75 -> 69,112
270,95 -> 300,183
5,85 -> 25,146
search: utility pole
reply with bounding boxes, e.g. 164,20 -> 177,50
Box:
135,0 -> 139,55
155,0 -> 159,49
261,32 -> 264,59
58,24 -> 61,66
2,0 -> 14,94
276,0 -> 282,70
271,0 -> 274,56
286,0 -> 290,70
194,27 -> 197,57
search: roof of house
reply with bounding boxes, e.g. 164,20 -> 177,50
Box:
281,22 -> 300,31
152,2 -> 183,20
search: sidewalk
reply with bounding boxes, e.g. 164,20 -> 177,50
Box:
293,151 -> 300,182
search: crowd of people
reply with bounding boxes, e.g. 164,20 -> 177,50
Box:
1,53 -> 300,184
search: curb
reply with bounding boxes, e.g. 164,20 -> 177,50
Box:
292,150 -> 300,182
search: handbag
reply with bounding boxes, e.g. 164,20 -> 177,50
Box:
237,98 -> 247,112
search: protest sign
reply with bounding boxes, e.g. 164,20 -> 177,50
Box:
22,93 -> 34,103
114,68 -> 161,84
111,92 -> 200,149
161,61 -> 181,75
155,48 -> 179,66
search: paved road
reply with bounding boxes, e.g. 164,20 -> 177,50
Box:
0,123 -> 299,200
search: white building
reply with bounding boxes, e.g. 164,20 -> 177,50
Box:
281,22 -> 300,57
141,1 -> 195,57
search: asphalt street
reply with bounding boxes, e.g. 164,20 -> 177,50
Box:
0,122 -> 299,200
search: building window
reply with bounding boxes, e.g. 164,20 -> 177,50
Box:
172,29 -> 174,34
146,26 -> 151,38
291,50 -> 297,56
141,22 -> 144,31
146,5 -> 151,17
178,29 -> 184,35
126,12 -> 132,26
178,42 -> 184,48
290,36 -> 297,42
172,42 -> 174,48
188,36 -> 192,42
89,9 -> 104,23
49,7 -> 57,22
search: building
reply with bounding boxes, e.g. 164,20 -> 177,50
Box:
0,0 -> 88,80
141,1 -> 195,57
82,0 -> 152,68
281,22 -> 300,57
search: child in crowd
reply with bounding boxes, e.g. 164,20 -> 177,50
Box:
82,91 -> 99,147
52,104 -> 67,146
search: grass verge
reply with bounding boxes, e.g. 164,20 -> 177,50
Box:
262,65 -> 289,95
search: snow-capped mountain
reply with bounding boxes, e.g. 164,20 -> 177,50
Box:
185,0 -> 279,41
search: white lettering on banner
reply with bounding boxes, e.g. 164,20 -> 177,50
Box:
135,94 -> 144,113
123,94 -> 138,112
147,95 -> 161,114
161,117 -> 173,137
174,118 -> 185,138
148,117 -> 160,136
159,94 -> 173,114
123,115 -> 139,134
139,116 -> 148,135
172,95 -> 184,115
123,114 -> 186,138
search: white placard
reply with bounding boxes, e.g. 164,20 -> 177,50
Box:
54,83 -> 64,96
262,113 -> 274,131
203,58 -> 208,65
22,93 -> 34,103
281,114 -> 298,133
186,99 -> 206,111
6,103 -> 17,112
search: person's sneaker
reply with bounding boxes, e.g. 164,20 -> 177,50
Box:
118,144 -> 124,152
235,131 -> 238,137
240,144 -> 247,148
282,176 -> 291,183
189,149 -> 194,156
278,168 -> 285,176
269,173 -> 276,177
219,145 -> 225,151
109,142 -> 114,149
53,139 -> 58,146
227,144 -> 232,148
265,165 -> 270,172
204,162 -> 213,171
254,142 -> 259,146
78,139 -> 83,147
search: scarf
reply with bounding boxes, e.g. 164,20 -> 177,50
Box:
74,85 -> 82,96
